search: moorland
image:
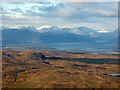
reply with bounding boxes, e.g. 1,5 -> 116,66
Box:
2,50 -> 120,88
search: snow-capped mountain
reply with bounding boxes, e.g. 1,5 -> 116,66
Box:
34,25 -> 99,37
36,25 -> 60,33
20,26 -> 37,31
6,25 -> 108,38
2,25 -> 118,47
68,26 -> 99,37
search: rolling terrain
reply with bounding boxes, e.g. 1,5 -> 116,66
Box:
2,50 -> 120,88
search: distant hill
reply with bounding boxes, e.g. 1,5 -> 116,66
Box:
2,26 -> 118,47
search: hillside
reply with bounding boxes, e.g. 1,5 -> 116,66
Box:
2,50 -> 119,88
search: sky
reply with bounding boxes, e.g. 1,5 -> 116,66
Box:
0,1 -> 118,32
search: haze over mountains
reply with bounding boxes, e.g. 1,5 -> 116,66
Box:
2,25 -> 118,51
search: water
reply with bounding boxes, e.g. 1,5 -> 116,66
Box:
108,74 -> 120,77
41,42 -> 117,52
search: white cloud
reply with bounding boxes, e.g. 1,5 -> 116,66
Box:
1,2 -> 118,31
83,8 -> 117,17
96,10 -> 117,16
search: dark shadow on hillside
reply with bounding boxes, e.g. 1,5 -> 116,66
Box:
45,56 -> 119,65
46,57 -> 62,60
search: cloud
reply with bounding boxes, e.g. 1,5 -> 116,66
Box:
83,8 -> 117,17
0,2 -> 118,31
0,2 -> 65,16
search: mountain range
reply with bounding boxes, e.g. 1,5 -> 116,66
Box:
2,25 -> 118,48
